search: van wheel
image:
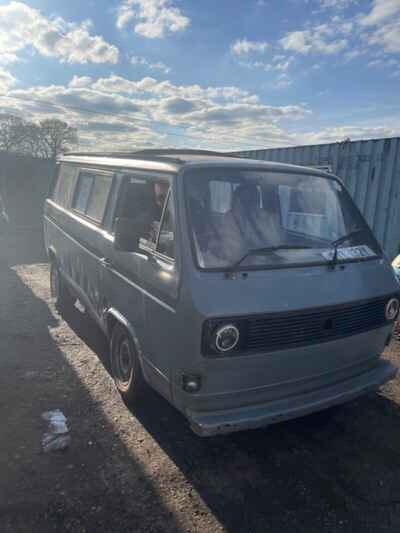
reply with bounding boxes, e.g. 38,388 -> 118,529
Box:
110,324 -> 147,405
50,260 -> 75,311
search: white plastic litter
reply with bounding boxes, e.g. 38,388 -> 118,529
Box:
74,299 -> 85,313
41,409 -> 70,452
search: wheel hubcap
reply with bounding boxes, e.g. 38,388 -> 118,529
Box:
115,338 -> 133,387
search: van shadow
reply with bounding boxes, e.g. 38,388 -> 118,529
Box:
0,263 -> 185,533
61,303 -> 400,533
1,227 -> 47,266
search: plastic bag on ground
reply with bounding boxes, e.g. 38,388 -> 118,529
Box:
42,409 -> 70,452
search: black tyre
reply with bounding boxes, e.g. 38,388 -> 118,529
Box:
50,260 -> 75,311
110,324 -> 147,405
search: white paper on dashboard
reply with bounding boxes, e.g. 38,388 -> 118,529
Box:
321,245 -> 376,261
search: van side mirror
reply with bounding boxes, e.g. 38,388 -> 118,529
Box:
114,217 -> 144,252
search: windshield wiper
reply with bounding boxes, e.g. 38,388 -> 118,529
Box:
229,245 -> 313,271
328,228 -> 365,269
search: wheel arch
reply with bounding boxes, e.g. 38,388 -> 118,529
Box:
105,308 -> 143,360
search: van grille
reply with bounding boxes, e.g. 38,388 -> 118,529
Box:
246,297 -> 390,353
203,295 -> 397,357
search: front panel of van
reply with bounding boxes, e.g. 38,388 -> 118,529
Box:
171,165 -> 399,435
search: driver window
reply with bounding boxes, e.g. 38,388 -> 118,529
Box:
114,175 -> 170,249
157,192 -> 175,260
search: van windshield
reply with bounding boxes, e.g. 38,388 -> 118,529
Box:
185,169 -> 380,270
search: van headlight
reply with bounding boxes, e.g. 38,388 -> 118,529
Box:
214,324 -> 240,352
202,320 -> 246,357
385,298 -> 400,322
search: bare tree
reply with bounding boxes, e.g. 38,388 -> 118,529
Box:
0,114 -> 78,159
24,123 -> 50,159
39,119 -> 78,159
0,114 -> 31,153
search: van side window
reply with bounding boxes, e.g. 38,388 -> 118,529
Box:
115,176 -> 169,247
53,164 -> 77,208
73,173 -> 94,214
86,174 -> 113,222
157,192 -> 175,259
72,172 -> 113,223
103,175 -> 122,232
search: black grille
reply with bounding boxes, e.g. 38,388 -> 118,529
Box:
203,295 -> 397,357
246,297 -> 389,353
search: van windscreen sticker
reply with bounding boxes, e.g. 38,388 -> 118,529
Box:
321,245 -> 376,261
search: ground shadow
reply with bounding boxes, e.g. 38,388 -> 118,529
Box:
60,304 -> 110,370
1,226 -> 47,266
0,261 -> 185,533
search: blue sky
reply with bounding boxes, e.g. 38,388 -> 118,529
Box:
0,0 -> 399,151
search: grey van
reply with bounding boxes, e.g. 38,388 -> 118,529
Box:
44,149 -> 399,436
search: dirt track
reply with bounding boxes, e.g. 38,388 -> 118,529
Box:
2,229 -> 400,533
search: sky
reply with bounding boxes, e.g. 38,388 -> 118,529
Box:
0,0 -> 399,152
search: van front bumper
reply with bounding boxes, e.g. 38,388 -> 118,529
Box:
186,359 -> 397,437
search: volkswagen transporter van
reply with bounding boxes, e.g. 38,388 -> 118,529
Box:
44,150 -> 399,436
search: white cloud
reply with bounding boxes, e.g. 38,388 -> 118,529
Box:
300,125 -> 397,144
365,20 -> 400,52
231,38 -> 269,56
331,16 -> 353,33
367,57 -> 400,67
232,3 -> 398,79
7,73 -> 396,151
359,0 -> 400,26
368,58 -> 384,67
238,56 -> 294,81
131,55 -> 171,74
268,75 -> 293,89
2,74 -> 311,151
0,52 -> 19,65
343,48 -> 365,61
318,0 -> 358,9
231,40 -> 293,87
116,0 -> 190,38
0,67 -> 17,91
89,74 -> 261,103
357,0 -> 400,53
0,1 -> 119,64
68,76 -> 94,88
280,24 -> 348,54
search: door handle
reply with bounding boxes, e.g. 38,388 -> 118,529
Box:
100,257 -> 112,268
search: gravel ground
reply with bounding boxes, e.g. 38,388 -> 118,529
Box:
1,229 -> 400,533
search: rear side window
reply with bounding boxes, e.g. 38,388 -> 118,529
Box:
73,173 -> 94,214
72,171 -> 113,223
86,174 -> 113,222
53,164 -> 77,207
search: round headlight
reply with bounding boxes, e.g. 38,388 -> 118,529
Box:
385,298 -> 400,321
214,324 -> 240,352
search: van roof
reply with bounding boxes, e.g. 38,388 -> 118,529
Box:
59,149 -> 333,178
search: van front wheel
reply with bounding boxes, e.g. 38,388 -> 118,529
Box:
110,324 -> 147,405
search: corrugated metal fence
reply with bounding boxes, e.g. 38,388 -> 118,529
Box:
236,137 -> 400,260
